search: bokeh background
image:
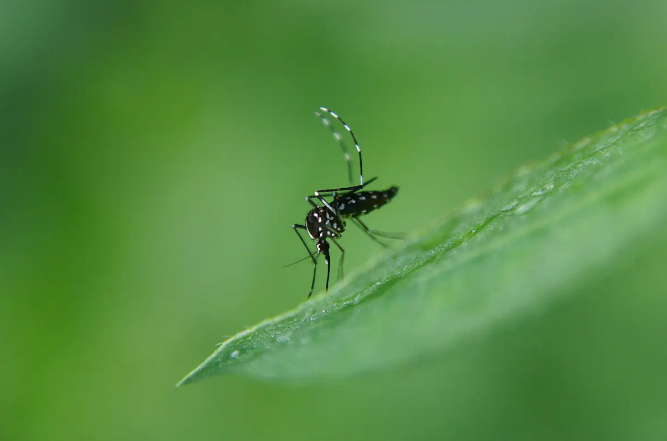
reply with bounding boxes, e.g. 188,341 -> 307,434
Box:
2,0 -> 667,440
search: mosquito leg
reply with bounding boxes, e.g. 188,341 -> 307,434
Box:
314,177 -> 378,197
292,224 -> 317,263
292,224 -> 318,297
331,237 -> 345,281
350,217 -> 404,249
310,177 -> 379,213
306,189 -> 347,213
317,107 -> 365,186
306,194 -> 336,214
315,112 -> 354,186
328,194 -> 346,283
354,217 -> 405,239
306,196 -> 320,208
308,190 -> 344,214
351,218 -> 388,248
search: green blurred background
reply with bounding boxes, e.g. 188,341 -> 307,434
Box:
2,0 -> 667,440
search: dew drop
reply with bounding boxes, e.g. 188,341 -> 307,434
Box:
531,179 -> 555,196
501,200 -> 519,212
230,350 -> 240,358
515,197 -> 541,215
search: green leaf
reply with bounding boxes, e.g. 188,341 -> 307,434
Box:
178,107 -> 667,386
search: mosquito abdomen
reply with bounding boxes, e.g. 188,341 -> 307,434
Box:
336,186 -> 398,217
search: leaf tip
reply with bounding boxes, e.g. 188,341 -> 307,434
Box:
176,363 -> 207,387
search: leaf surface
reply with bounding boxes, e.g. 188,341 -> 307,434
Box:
178,108 -> 667,386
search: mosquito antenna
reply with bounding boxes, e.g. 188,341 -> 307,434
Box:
317,107 -> 364,186
283,253 -> 318,268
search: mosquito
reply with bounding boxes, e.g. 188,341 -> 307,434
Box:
291,107 -> 402,298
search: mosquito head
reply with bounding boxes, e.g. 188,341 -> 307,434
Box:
317,239 -> 330,264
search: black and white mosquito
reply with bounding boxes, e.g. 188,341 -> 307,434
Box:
291,107 -> 401,298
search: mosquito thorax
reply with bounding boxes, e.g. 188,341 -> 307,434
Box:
305,206 -> 345,239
